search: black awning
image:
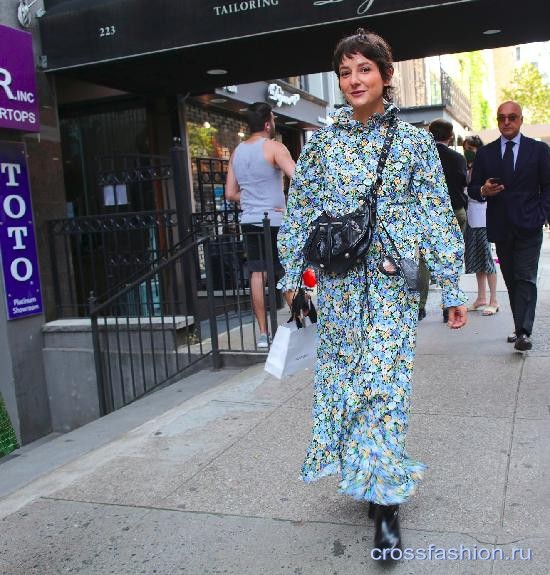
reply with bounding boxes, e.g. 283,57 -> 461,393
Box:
39,0 -> 550,95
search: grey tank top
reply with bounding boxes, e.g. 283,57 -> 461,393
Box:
232,138 -> 285,226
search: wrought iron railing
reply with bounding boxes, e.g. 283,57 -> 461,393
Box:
441,69 -> 472,129
394,65 -> 472,129
202,216 -> 280,354
89,218 -> 282,415
48,209 -> 181,317
48,208 -> 247,317
96,153 -> 174,214
89,235 -> 212,414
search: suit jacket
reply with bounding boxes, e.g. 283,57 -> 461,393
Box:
436,143 -> 468,210
468,135 -> 550,242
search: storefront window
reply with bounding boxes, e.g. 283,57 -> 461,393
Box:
60,101 -> 149,216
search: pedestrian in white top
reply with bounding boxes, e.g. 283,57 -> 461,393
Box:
463,135 -> 499,315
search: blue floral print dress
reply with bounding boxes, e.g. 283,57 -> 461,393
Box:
277,104 -> 466,505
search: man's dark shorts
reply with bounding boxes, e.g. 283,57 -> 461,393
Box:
241,224 -> 283,274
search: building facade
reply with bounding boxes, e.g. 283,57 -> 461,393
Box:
1,0 -> 548,445
0,0 -> 66,445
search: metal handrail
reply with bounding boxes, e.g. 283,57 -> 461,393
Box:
89,235 -> 209,316
96,228 -> 198,304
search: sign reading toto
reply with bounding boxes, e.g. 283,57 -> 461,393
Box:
0,141 -> 43,320
0,24 -> 40,133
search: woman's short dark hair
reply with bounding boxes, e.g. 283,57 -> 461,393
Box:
246,102 -> 272,133
332,28 -> 394,101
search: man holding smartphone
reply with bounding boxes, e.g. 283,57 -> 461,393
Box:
468,101 -> 550,351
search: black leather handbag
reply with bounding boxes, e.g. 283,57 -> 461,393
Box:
303,119 -> 397,275
378,220 -> 422,292
301,207 -> 376,275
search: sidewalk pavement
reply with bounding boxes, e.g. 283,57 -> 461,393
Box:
1,236 -> 549,575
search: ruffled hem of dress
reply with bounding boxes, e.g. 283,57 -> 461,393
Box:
301,455 -> 426,505
301,461 -> 342,484
339,453 -> 426,505
441,285 -> 468,309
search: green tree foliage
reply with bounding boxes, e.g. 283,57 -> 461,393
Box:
466,52 -> 491,130
479,100 -> 490,129
501,63 -> 550,124
187,123 -> 218,157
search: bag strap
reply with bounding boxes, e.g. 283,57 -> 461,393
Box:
368,117 -> 402,258
378,218 -> 402,258
371,117 -> 399,199
291,116 -> 398,315
355,116 -> 398,324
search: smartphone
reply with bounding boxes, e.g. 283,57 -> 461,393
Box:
489,177 -> 502,184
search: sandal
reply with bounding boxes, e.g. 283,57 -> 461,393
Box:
482,305 -> 500,316
467,302 -> 487,311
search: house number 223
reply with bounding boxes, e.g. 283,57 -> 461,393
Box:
99,26 -> 116,38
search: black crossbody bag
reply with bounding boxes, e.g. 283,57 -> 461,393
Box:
377,220 -> 422,291
302,118 -> 421,290
302,119 -> 396,275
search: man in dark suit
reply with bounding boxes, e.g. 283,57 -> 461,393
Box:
429,119 -> 468,232
468,101 -> 550,351
418,119 -> 467,322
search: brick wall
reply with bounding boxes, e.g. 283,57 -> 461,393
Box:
187,103 -> 249,159
186,103 -> 249,208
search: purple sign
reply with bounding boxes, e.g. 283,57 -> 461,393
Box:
0,141 -> 43,319
0,24 -> 39,132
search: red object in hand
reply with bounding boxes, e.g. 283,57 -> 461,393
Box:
302,268 -> 317,288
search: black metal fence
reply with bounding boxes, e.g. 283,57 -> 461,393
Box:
90,235 -> 211,414
48,145 -> 287,413
441,69 -> 472,130
89,218 -> 283,414
201,216 -> 281,355
48,208 -> 245,316
49,150 -> 185,317
48,209 -> 181,317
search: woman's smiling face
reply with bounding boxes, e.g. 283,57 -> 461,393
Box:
338,53 -> 390,117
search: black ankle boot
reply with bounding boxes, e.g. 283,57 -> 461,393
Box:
368,502 -> 379,519
373,504 -> 401,560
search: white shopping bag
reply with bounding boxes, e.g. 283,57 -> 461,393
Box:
264,318 -> 318,379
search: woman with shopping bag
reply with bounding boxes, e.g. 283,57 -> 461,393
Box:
277,28 -> 467,560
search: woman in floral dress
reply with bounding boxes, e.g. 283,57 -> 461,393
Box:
277,29 -> 467,558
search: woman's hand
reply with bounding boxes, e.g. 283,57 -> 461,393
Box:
283,289 -> 310,308
447,305 -> 467,329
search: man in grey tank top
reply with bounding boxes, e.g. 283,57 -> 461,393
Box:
226,103 -> 295,348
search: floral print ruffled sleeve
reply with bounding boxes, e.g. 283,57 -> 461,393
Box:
411,131 -> 467,309
277,104 -> 465,506
276,133 -> 323,292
